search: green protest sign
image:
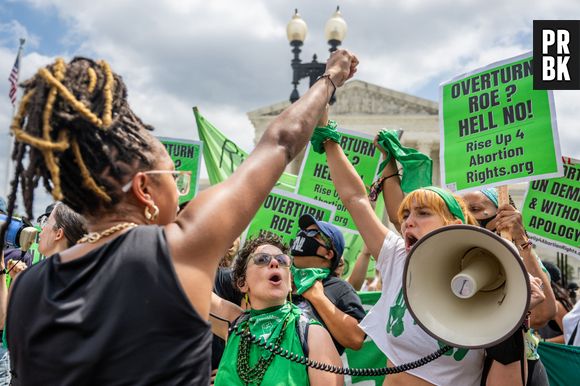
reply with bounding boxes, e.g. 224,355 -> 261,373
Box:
522,157 -> 580,258
158,137 -> 203,205
296,129 -> 381,231
440,53 -> 563,192
245,189 -> 336,245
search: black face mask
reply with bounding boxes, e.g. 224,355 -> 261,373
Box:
478,214 -> 497,230
291,234 -> 328,259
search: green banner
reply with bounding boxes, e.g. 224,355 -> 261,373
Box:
440,53 -> 563,192
194,107 -> 297,192
245,189 -> 336,245
522,157 -> 580,258
158,137 -> 203,205
296,129 -> 381,231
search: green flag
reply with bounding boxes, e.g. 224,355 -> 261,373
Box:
193,106 -> 385,278
193,106 -> 296,191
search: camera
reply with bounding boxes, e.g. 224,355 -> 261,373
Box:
0,214 -> 38,251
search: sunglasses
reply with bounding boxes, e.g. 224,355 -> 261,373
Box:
250,253 -> 292,268
297,229 -> 332,249
121,170 -> 192,196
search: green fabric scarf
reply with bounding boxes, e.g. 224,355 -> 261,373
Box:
291,266 -> 331,295
423,186 -> 466,224
376,130 -> 432,193
214,303 -> 310,386
310,120 -> 341,154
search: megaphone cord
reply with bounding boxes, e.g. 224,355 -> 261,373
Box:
232,326 -> 452,376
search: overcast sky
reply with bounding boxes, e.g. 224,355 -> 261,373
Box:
1,0 -> 579,215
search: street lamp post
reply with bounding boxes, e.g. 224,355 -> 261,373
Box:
286,7 -> 347,104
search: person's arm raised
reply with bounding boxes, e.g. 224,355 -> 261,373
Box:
373,135 -> 404,233
324,140 -> 387,258
167,49 -> 358,318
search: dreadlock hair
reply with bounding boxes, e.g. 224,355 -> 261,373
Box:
0,57 -> 157,251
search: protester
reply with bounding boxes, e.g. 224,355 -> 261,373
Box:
290,214 -> 366,353
211,233 -> 343,385
1,52 -> 358,385
461,188 -> 555,386
314,108 -> 545,385
37,202 -> 87,257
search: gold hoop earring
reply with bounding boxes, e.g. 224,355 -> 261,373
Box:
244,292 -> 250,306
144,203 -> 159,222
288,291 -> 293,303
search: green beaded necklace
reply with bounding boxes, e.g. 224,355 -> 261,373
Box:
236,309 -> 291,385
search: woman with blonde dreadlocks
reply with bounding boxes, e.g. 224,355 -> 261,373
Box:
1,52 -> 358,385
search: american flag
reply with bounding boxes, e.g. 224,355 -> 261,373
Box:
8,39 -> 25,107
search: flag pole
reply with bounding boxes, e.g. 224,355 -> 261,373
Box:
3,38 -> 25,198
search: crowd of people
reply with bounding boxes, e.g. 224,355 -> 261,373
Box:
0,51 -> 578,386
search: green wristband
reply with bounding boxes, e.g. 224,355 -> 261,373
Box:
311,120 -> 341,154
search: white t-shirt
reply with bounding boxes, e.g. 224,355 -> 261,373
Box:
563,300 -> 580,346
359,231 -> 485,386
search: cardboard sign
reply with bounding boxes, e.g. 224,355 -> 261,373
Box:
440,53 -> 563,192
245,189 -> 336,245
296,129 -> 381,231
159,137 -> 203,205
522,156 -> 579,257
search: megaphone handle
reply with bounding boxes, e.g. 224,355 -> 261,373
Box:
497,186 -> 512,241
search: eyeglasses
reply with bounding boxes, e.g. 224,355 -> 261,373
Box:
39,215 -> 50,228
297,229 -> 332,249
121,170 -> 192,196
250,253 -> 292,268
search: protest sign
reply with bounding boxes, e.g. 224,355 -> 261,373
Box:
158,137 -> 203,205
245,189 -> 336,245
440,53 -> 563,192
522,157 -> 580,257
296,129 -> 381,231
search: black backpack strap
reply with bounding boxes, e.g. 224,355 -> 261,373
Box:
296,313 -> 312,357
568,323 -> 579,345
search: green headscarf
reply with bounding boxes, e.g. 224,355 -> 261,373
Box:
376,130 -> 432,193
423,186 -> 466,224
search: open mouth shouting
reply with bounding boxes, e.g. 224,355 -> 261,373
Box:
268,272 -> 282,286
404,233 -> 419,253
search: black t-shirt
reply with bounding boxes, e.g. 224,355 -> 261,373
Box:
211,268 -> 242,370
214,270 -> 365,355
7,226 -> 212,386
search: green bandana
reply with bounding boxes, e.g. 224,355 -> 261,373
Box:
423,186 -> 466,224
214,303 -> 310,386
376,130 -> 433,193
310,120 -> 341,154
291,266 -> 330,295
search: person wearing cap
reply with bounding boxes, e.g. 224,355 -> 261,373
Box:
290,213 -> 366,353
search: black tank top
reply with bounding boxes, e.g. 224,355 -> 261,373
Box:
6,225 -> 211,386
